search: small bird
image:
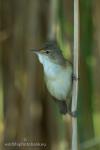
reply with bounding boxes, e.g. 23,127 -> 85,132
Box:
31,41 -> 72,115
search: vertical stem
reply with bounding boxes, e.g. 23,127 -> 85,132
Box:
71,0 -> 79,150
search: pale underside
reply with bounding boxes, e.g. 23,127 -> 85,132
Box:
38,54 -> 72,101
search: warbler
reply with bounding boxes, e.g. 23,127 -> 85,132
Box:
31,41 -> 72,115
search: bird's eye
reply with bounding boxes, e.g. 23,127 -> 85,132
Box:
46,50 -> 50,54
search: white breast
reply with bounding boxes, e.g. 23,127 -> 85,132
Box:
45,66 -> 72,100
37,53 -> 72,100
38,55 -> 72,100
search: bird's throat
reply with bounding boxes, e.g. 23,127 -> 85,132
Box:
38,54 -> 65,78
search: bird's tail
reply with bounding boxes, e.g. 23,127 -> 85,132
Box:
57,100 -> 68,115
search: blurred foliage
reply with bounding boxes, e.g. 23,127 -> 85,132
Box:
57,0 -> 73,60
0,0 -> 100,150
78,0 -> 94,142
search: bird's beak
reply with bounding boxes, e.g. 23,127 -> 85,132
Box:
30,49 -> 40,54
30,48 -> 44,54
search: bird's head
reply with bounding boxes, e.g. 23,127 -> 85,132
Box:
31,41 -> 66,66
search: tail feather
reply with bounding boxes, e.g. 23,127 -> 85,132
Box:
57,100 -> 68,115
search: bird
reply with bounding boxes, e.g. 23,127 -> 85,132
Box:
31,41 -> 73,115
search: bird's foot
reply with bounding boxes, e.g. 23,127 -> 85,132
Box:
72,74 -> 80,81
68,110 -> 77,117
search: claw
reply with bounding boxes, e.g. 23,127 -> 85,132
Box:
68,110 -> 77,117
72,74 -> 80,81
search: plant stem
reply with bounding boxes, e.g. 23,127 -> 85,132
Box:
71,0 -> 79,150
